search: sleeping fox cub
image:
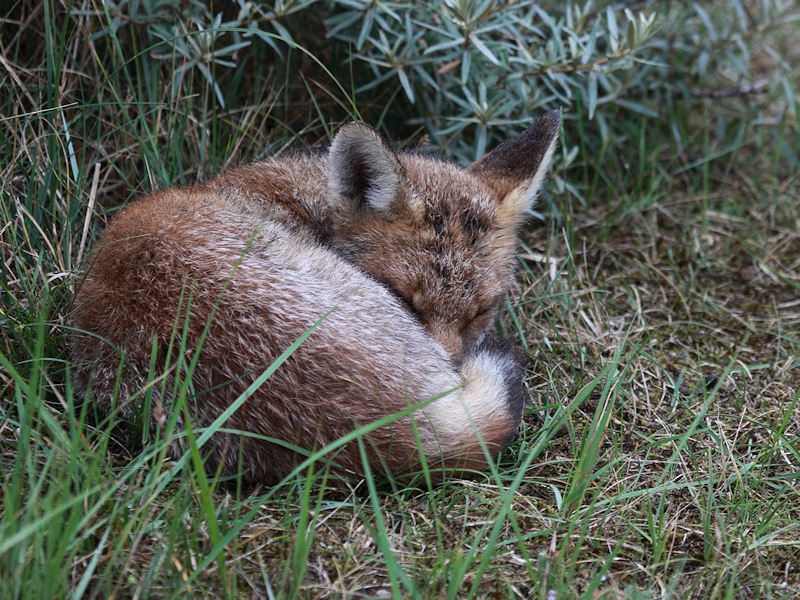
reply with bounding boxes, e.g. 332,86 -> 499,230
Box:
70,111 -> 560,484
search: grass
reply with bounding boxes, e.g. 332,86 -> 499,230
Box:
2,1 -> 799,598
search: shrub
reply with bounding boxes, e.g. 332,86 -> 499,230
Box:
87,1 -> 795,155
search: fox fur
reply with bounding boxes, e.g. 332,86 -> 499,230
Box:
70,110 -> 561,484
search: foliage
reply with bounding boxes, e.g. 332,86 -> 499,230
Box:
72,0 -> 798,166
1,0 -> 799,597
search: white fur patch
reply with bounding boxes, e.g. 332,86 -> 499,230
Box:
423,350 -> 513,444
507,131 -> 559,215
362,156 -> 402,216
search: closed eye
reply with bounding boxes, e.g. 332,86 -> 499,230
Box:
474,297 -> 503,320
385,285 -> 422,318
464,297 -> 503,333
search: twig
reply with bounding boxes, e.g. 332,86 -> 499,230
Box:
77,162 -> 101,269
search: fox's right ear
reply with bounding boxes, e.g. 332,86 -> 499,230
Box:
468,110 -> 560,225
328,122 -> 415,221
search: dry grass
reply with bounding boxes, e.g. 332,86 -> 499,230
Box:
515,183 -> 800,596
1,1 -> 799,598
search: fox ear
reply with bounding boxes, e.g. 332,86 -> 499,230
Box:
469,110 -> 560,221
328,122 -> 411,220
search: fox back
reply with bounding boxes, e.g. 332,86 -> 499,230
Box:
70,111 -> 560,484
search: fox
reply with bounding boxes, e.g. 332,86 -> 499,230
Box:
70,110 -> 561,485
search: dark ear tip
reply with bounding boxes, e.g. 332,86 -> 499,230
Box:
541,108 -> 562,122
332,121 -> 391,152
534,109 -> 562,134
337,120 -> 378,137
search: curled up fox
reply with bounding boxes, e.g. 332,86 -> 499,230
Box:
70,111 -> 561,484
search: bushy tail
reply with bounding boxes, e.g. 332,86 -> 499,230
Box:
419,339 -> 524,475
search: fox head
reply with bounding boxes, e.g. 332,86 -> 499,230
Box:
326,111 -> 560,362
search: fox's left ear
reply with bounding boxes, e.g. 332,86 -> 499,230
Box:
468,110 -> 560,222
328,121 -> 416,221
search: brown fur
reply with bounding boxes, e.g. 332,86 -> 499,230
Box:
70,111 -> 561,484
